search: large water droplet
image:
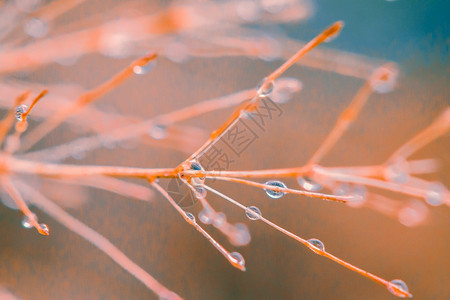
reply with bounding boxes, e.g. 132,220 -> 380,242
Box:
425,182 -> 447,206
133,59 -> 157,75
21,214 -> 35,229
230,223 -> 251,246
15,104 -> 28,121
24,18 -> 48,38
398,200 -> 428,227
149,124 -> 168,140
256,77 -> 275,97
189,160 -> 205,186
387,279 -> 410,298
384,159 -> 409,183
307,238 -> 325,252
185,212 -> 195,222
198,208 -> 213,225
245,206 -> 262,220
272,77 -> 302,103
39,223 -> 49,235
194,186 -> 207,199
230,252 -> 246,268
264,180 -> 287,199
297,176 -> 322,192
213,212 -> 226,227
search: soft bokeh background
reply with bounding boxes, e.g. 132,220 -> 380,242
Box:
0,1 -> 448,299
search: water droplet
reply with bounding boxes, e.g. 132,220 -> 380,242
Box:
133,59 -> 157,75
256,77 -> 275,97
425,182 -> 447,206
230,251 -> 245,268
387,279 -> 410,298
185,212 -> 195,222
21,214 -> 35,229
370,64 -> 398,94
384,159 -> 409,183
230,223 -> 251,246
15,104 -> 28,121
213,212 -> 226,227
272,77 -> 302,103
39,223 -> 49,235
333,183 -> 351,196
245,206 -> 262,220
347,185 -> 367,208
398,200 -> 428,227
149,124 -> 168,140
189,160 -> 205,186
264,180 -> 287,199
297,176 -> 322,192
308,238 -> 325,252
194,186 -> 207,199
24,18 -> 48,38
198,208 -> 213,224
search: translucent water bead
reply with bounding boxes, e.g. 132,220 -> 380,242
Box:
387,279 -> 410,298
230,252 -> 246,269
21,214 -> 36,229
24,18 -> 48,38
264,180 -> 287,199
194,186 -> 207,199
425,182 -> 447,206
198,208 -> 213,225
256,77 -> 275,97
307,238 -> 325,252
39,223 -> 49,235
297,176 -> 322,192
15,104 -> 28,121
189,160 -> 205,186
245,206 -> 262,220
149,124 -> 168,140
185,212 -> 195,222
230,223 -> 251,246
133,59 -> 157,75
272,77 -> 302,103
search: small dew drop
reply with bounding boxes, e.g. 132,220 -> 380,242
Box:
425,182 -> 447,206
189,160 -> 205,186
307,238 -> 325,252
166,41 -> 190,63
387,279 -> 410,298
15,104 -> 28,121
347,185 -> 367,208
133,59 -> 157,75
230,251 -> 245,268
264,180 -> 287,199
21,215 -> 35,229
149,124 -> 168,140
256,77 -> 275,97
272,77 -> 302,103
230,223 -> 251,246
24,18 -> 48,38
185,212 -> 195,222
194,186 -> 207,199
245,206 -> 262,220
198,208 -> 213,225
39,223 -> 49,235
297,176 -> 322,192
213,212 -> 226,227
384,160 -> 409,183
398,200 -> 428,227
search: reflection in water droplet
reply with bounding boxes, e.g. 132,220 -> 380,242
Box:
21,215 -> 35,229
256,77 -> 275,97
387,279 -> 409,298
307,238 -> 325,252
425,182 -> 446,206
297,176 -> 322,192
230,251 -> 245,268
264,180 -> 286,199
24,18 -> 48,38
245,206 -> 262,220
149,124 -> 168,140
15,104 -> 28,121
